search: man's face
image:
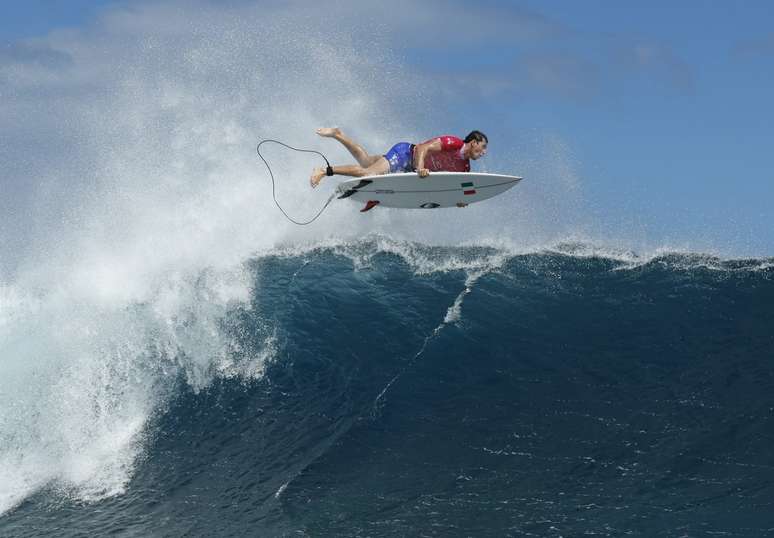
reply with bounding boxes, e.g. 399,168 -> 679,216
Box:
469,139 -> 488,160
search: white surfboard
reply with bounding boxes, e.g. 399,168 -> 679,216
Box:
334,172 -> 522,211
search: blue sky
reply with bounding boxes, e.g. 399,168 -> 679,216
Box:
2,1 -> 773,257
0,1 -> 114,39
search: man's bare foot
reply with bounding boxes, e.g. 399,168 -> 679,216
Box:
310,167 -> 326,188
316,127 -> 342,138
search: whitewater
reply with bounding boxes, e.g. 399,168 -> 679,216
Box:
1,3 -> 773,536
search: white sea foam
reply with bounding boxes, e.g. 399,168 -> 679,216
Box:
0,264 -> 259,515
443,271 -> 487,325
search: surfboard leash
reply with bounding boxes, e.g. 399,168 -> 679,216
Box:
256,139 -> 336,226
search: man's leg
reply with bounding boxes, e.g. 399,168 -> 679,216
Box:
317,127 -> 382,168
310,156 -> 390,188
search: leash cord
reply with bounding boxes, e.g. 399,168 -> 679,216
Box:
256,139 -> 336,225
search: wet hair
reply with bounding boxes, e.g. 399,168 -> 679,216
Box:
464,130 -> 488,144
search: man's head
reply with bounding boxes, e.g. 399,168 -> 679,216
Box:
464,130 -> 488,160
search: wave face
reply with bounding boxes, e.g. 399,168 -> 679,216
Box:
2,239 -> 772,537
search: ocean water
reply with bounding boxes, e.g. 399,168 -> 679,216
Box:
2,239 -> 773,537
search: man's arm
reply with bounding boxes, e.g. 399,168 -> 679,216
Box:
413,138 -> 443,177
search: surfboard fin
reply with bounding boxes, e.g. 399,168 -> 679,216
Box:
360,200 -> 380,212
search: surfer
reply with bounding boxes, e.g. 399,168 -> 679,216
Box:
310,128 -> 488,188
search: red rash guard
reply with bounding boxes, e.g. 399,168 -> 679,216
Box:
419,135 -> 470,172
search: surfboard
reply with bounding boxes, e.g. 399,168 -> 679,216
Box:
334,172 -> 523,211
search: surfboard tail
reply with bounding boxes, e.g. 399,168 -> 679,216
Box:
337,179 -> 373,199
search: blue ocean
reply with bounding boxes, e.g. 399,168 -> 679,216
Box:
2,238 -> 772,537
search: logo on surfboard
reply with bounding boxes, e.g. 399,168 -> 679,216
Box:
461,181 -> 476,195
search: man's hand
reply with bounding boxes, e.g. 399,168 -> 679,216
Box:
417,168 -> 430,178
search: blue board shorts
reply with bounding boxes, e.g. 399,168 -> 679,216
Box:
384,142 -> 415,173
